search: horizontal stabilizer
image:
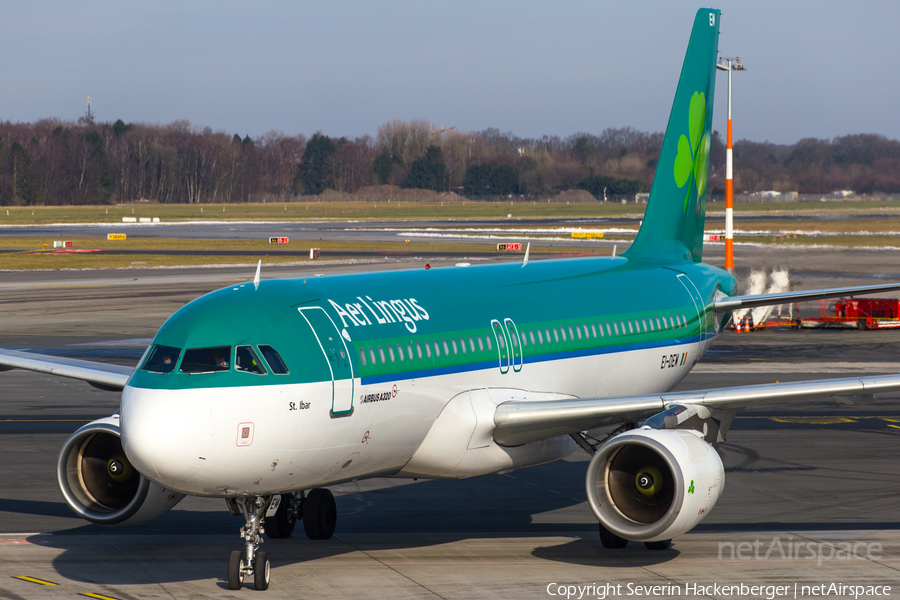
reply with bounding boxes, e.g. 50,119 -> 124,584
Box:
0,348 -> 132,391
714,282 -> 900,313
492,373 -> 900,446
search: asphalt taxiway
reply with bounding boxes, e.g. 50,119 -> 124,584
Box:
0,255 -> 899,598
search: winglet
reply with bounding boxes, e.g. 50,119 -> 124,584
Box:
522,243 -> 530,268
253,260 -> 261,289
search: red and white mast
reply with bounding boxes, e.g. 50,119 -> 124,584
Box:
716,57 -> 745,272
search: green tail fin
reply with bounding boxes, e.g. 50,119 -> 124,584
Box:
625,8 -> 720,263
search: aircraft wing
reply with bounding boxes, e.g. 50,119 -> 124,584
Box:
715,282 -> 900,312
0,348 -> 132,391
492,373 -> 900,446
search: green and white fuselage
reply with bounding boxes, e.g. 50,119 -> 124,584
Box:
5,10 -> 900,588
121,256 -> 735,496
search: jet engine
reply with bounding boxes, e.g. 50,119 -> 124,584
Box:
585,427 -> 724,542
57,415 -> 184,525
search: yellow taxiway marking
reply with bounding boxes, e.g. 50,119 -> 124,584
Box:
888,424 -> 900,430
769,417 -> 858,425
13,576 -> 58,586
80,594 -> 122,600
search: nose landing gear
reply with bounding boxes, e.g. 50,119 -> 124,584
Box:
228,496 -> 272,591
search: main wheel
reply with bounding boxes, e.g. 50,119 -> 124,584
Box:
254,550 -> 271,591
303,488 -> 336,540
267,494 -> 296,539
645,539 -> 672,550
598,523 -> 629,549
228,550 -> 243,590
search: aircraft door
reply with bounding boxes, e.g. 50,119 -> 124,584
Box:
297,307 -> 355,416
504,318 -> 523,372
676,274 -> 705,335
490,319 -> 510,374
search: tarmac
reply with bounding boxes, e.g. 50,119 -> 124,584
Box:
0,250 -> 899,599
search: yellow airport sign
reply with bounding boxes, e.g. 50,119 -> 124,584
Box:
107,233 -> 127,240
572,231 -> 604,239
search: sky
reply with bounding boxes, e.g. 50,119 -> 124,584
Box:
2,1 -> 897,145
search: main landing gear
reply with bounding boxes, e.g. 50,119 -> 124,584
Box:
598,523 -> 671,551
226,489 -> 337,591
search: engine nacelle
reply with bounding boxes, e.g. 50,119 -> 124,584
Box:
586,427 -> 724,542
58,415 -> 185,526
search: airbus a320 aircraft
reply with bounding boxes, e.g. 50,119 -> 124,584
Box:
3,8 -> 900,592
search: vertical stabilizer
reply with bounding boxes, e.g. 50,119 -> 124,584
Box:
625,9 -> 720,262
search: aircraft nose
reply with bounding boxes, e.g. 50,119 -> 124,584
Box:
120,386 -> 214,487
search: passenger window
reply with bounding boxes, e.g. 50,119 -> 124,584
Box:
459,337 -> 466,354
358,348 -> 367,366
586,324 -> 592,339
656,317 -> 662,330
416,342 -> 423,359
520,334 -> 527,348
613,322 -> 619,335
561,327 -> 567,342
443,339 -> 450,355
397,344 -> 404,362
511,332 -> 519,348
605,322 -> 611,336
451,338 -> 458,355
570,325 -> 577,340
142,344 -> 181,373
180,346 -> 231,373
682,313 -> 688,327
434,341 -> 441,357
236,345 -> 267,375
388,345 -> 395,363
553,327 -> 559,343
486,336 -> 492,351
469,336 -> 476,352
537,329 -> 544,344
498,335 -> 506,350
425,343 -> 432,358
575,325 -> 581,340
369,347 -> 376,364
477,335 -> 484,351
407,343 -> 413,360
529,330 -> 536,345
258,345 -> 289,374
378,346 -> 386,364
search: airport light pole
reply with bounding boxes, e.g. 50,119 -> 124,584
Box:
716,56 -> 746,272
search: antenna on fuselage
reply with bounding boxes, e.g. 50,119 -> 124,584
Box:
253,260 -> 261,289
522,242 -> 530,268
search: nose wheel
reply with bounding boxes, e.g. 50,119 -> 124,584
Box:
227,496 -> 272,590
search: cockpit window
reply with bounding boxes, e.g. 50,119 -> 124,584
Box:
180,346 -> 232,373
258,345 -> 289,374
142,344 -> 181,373
235,345 -> 267,375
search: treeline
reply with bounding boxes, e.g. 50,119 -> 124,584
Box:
1,117 -> 899,205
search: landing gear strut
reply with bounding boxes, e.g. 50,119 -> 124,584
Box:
228,496 -> 272,591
